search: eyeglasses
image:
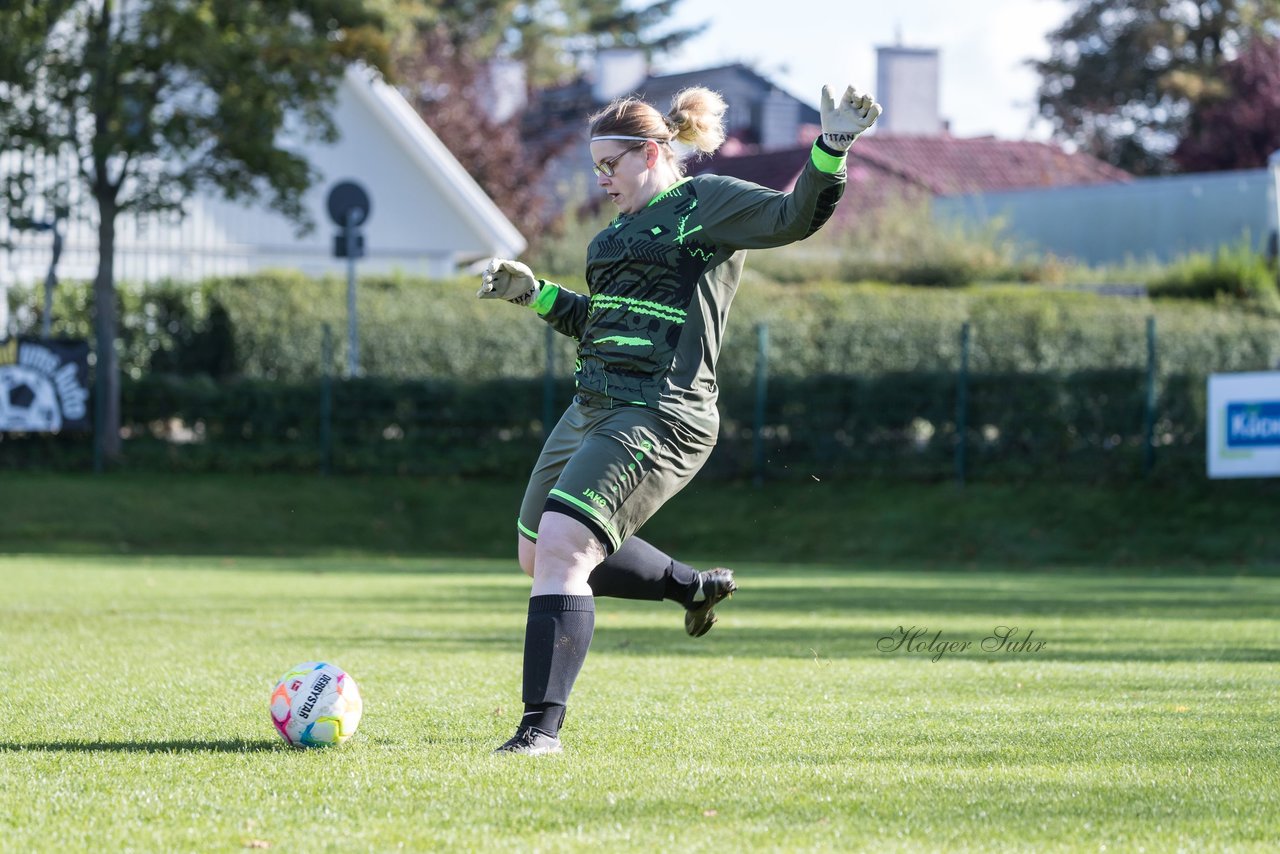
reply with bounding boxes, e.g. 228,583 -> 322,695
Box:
592,141 -> 649,177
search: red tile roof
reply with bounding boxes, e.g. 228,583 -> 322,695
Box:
692,134 -> 1131,202
859,134 -> 1132,194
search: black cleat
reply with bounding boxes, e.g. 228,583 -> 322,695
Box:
494,727 -> 563,756
685,568 -> 737,638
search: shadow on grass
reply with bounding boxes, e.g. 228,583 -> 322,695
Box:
588,627 -> 1280,664
259,571 -> 1280,665
290,621 -> 1280,664
35,577 -> 1275,623
12,551 -> 1280,579
323,573 -> 1280,621
725,580 -> 1280,621
0,739 -> 283,753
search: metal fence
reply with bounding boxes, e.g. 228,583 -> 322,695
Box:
3,319 -> 1208,484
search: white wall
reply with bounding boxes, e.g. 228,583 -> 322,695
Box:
935,168 -> 1276,265
0,70 -> 523,293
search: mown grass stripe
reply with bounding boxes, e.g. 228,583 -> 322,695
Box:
1,556 -> 1276,850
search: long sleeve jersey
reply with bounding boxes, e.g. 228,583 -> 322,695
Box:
529,138 -> 847,439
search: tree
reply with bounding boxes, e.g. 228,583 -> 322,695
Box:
376,0 -> 700,88
378,0 -> 703,234
521,0 -> 704,87
1033,0 -> 1280,175
0,1 -> 388,463
392,12 -> 549,230
1173,36 -> 1280,170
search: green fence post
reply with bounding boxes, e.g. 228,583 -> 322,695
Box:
753,322 -> 769,487
956,321 -> 971,487
544,324 -> 556,438
1143,315 -> 1157,477
320,323 -> 333,476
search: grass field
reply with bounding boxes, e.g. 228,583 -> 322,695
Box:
3,552 -> 1278,851
4,472 -> 1280,569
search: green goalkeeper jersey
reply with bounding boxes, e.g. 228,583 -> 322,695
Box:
529,139 -> 847,438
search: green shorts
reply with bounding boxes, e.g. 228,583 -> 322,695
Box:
517,400 -> 716,553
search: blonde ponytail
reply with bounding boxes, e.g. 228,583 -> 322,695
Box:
666,87 -> 727,155
588,86 -> 728,175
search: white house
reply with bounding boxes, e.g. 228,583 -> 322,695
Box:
1,66 -> 525,313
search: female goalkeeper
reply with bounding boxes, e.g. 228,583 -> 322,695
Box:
480,83 -> 881,755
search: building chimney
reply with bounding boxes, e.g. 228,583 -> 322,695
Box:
875,45 -> 943,136
592,48 -> 648,102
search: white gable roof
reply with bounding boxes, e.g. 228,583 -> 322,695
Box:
0,66 -> 525,287
318,65 -> 526,267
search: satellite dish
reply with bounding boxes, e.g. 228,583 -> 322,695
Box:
327,181 -> 371,227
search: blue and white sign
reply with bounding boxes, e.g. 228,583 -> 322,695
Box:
0,338 -> 91,432
1207,372 -> 1280,478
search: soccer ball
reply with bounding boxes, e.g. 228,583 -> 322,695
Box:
0,366 -> 62,431
269,662 -> 363,748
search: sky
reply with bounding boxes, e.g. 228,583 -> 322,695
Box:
656,0 -> 1071,140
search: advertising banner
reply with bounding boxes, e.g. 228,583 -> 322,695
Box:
1207,371 -> 1280,479
0,338 -> 91,432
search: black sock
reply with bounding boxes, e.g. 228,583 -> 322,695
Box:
520,594 -> 594,737
667,560 -> 703,608
587,536 -> 700,605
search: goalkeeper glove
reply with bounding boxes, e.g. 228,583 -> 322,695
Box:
820,84 -> 882,151
478,258 -> 540,306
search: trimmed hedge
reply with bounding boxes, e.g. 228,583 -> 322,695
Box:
8,273 -> 1280,383
0,367 -> 1207,483
4,273 -> 1277,482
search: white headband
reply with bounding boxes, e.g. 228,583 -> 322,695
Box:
590,135 -> 665,143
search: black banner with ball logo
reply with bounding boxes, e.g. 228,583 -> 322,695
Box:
0,338 -> 91,432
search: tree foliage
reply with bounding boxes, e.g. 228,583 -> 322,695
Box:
1033,0 -> 1280,175
376,0 -> 700,88
1173,36 -> 1280,170
376,0 -> 703,233
1,1 -> 388,224
0,0 -> 388,461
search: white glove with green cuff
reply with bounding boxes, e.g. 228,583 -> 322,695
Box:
820,84 -> 882,151
478,258 -> 540,306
